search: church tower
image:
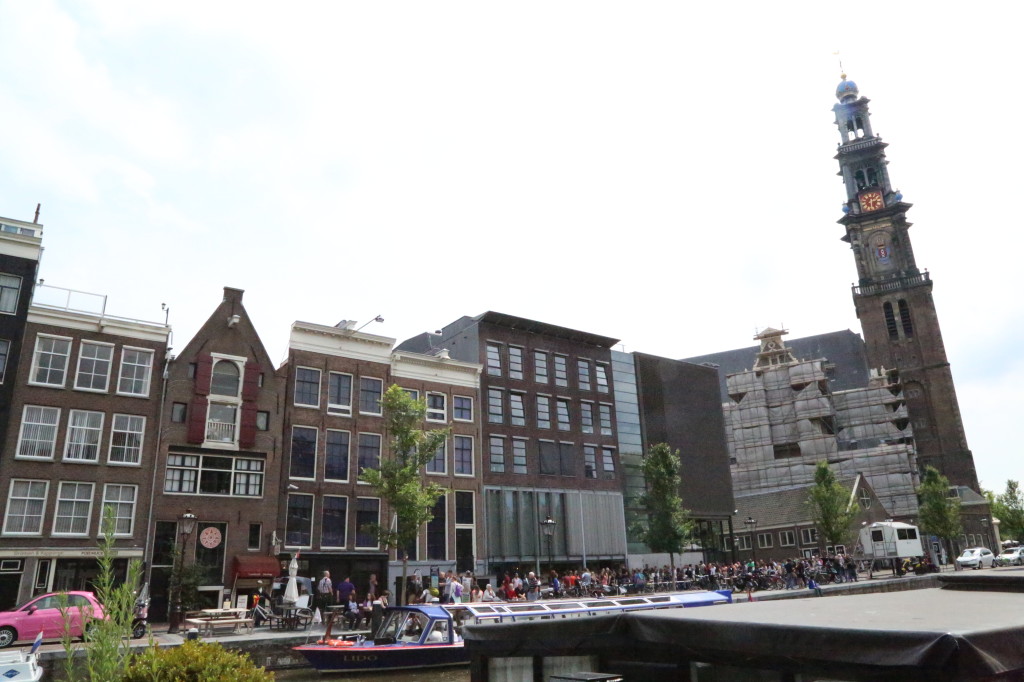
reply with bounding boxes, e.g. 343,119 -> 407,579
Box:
832,75 -> 980,491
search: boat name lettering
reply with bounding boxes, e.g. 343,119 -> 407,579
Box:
343,655 -> 378,662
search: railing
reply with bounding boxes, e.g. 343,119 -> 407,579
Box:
206,421 -> 236,443
853,271 -> 930,296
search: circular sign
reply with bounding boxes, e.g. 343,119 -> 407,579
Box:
199,526 -> 222,549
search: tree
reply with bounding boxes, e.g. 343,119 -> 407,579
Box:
806,461 -> 858,552
360,385 -> 450,605
991,480 -> 1024,543
917,466 -> 962,566
632,443 -> 693,574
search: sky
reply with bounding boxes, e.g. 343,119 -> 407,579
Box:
1,1 -> 1021,494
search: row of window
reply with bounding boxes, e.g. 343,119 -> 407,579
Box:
28,335 -> 154,396
289,428 -> 475,481
164,453 -> 265,497
486,343 -> 610,392
292,368 -> 475,423
487,390 -> 614,434
15,405 -> 146,465
488,436 -> 616,479
731,527 -> 819,551
284,490 -> 475,560
2,479 -> 137,537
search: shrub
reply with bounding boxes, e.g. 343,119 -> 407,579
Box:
119,640 -> 274,682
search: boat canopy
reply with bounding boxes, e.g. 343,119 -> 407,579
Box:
449,591 -> 730,621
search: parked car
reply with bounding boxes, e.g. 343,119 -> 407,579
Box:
956,547 -> 995,569
0,591 -> 104,648
996,547 -> 1024,566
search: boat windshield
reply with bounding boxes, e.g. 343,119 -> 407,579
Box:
377,611 -> 410,640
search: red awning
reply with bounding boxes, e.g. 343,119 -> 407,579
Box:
233,555 -> 281,579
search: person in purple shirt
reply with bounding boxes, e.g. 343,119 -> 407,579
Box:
337,576 -> 356,604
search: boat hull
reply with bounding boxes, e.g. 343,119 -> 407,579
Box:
295,642 -> 467,673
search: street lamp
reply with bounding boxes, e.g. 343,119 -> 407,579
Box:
167,509 -> 198,634
540,516 -> 557,571
744,517 -> 758,564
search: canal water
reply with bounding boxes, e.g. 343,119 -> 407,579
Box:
276,668 -> 469,682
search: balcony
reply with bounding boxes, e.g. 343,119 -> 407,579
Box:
853,271 -> 930,297
206,421 -> 236,443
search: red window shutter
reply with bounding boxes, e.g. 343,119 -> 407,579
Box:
194,354 -> 213,396
242,360 -> 260,402
187,396 -> 208,444
239,403 -> 257,449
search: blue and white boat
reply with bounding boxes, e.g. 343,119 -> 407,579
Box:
295,590 -> 732,674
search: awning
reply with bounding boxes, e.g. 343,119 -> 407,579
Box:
233,555 -> 282,579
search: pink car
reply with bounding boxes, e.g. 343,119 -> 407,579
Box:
0,591 -> 104,648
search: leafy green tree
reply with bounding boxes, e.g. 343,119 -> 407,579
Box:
917,465 -> 962,566
631,443 -> 693,573
991,480 -> 1024,543
806,461 -> 858,551
361,384 -> 450,604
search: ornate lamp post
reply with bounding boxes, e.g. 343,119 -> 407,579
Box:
540,516 -> 557,571
167,509 -> 198,634
744,517 -> 758,564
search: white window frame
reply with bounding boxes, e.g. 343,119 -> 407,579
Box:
601,446 -> 616,478
16,405 -> 61,460
320,495 -> 348,550
163,453 -> 265,498
536,394 -> 552,429
354,496 -> 381,550
0,273 -> 22,315
580,401 -> 595,434
358,376 -> 384,416
101,484 -> 137,537
0,337 -> 10,383
63,409 -> 104,463
426,392 -> 447,422
205,354 -> 245,448
289,425 -> 318,480
294,366 -> 322,408
800,527 -> 818,545
453,434 -> 475,477
487,388 -> 504,424
2,480 -> 49,536
285,493 -> 315,549
488,435 -> 506,474
757,532 -> 773,549
779,530 -> 796,547
328,371 -> 354,416
324,428 -> 351,483
29,334 -> 72,388
356,432 -> 382,484
426,439 -> 447,475
52,482 -> 95,537
534,350 -> 549,383
453,395 -> 474,422
577,358 -> 592,391
116,346 -> 154,397
74,340 -> 114,392
736,535 -> 752,551
108,414 -> 145,465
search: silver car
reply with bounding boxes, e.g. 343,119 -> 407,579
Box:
956,547 -> 994,569
996,547 -> 1024,566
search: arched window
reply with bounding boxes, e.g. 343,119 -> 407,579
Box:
883,302 -> 899,340
855,116 -> 865,137
211,360 -> 240,397
855,170 -> 867,190
866,167 -> 878,186
898,300 -> 914,337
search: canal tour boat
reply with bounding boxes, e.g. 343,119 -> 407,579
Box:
294,589 -> 732,674
0,648 -> 43,682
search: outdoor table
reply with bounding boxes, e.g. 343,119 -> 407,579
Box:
201,608 -> 247,619
278,605 -> 300,630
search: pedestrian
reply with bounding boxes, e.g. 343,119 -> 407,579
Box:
317,570 -> 335,613
526,571 -> 540,601
337,575 -> 355,605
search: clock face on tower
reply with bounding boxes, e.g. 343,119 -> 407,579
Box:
199,526 -> 222,549
859,190 -> 884,212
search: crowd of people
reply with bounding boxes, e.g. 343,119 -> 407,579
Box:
314,570 -> 389,629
